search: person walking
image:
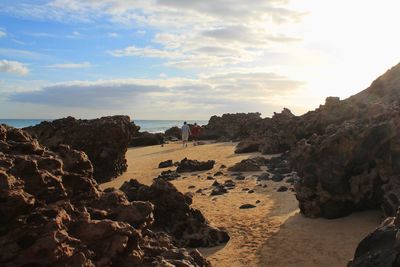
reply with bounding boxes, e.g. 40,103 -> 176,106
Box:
191,123 -> 201,146
181,121 -> 191,147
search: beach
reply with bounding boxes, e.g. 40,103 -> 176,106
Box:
101,141 -> 382,267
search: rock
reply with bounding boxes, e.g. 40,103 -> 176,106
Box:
224,180 -> 236,188
271,174 -> 284,182
176,158 -> 215,173
350,210 -> 400,267
235,141 -> 260,153
157,170 -> 181,181
228,157 -> 268,172
130,131 -> 164,147
214,171 -> 224,176
120,179 -> 230,247
24,116 -> 133,183
206,176 -> 214,180
159,159 -> 173,168
165,126 -> 181,140
220,164 -> 227,169
188,185 -> 196,189
239,204 -> 256,209
0,125 -> 211,267
257,172 -> 270,181
212,181 -> 221,187
210,186 -> 228,196
242,188 -> 250,191
235,175 -> 246,180
286,177 -> 295,184
196,189 -> 203,194
256,200 -> 261,204
248,190 -> 255,194
277,186 -> 288,192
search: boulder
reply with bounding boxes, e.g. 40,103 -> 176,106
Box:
176,158 -> 215,173
24,115 -> 133,183
130,131 -> 164,147
159,159 -> 173,168
235,141 -> 260,153
228,157 -> 268,172
0,125 -> 211,267
120,179 -> 230,247
165,126 -> 181,140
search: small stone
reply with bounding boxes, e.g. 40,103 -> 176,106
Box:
239,204 -> 256,209
220,164 -> 227,169
214,171 -> 224,176
206,176 -> 214,180
277,186 -> 288,192
271,174 -> 284,182
256,200 -> 261,204
248,190 -> 254,194
235,175 -> 245,180
188,185 -> 196,189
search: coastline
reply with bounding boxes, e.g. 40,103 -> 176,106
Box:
101,141 -> 381,266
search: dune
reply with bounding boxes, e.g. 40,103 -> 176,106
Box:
101,141 -> 381,267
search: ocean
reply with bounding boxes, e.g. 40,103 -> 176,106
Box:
0,119 -> 208,133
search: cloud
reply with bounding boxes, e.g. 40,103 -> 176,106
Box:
0,59 -> 29,75
0,30 -> 6,38
48,61 -> 92,69
9,72 -> 304,113
0,48 -> 44,60
108,32 -> 119,38
109,46 -> 182,58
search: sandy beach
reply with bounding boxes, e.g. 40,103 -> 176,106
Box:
101,141 -> 382,267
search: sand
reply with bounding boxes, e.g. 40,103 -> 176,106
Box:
101,141 -> 382,267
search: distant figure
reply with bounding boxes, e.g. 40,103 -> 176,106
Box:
181,121 -> 191,147
191,123 -> 201,146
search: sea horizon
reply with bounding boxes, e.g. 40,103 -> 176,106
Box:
0,118 -> 209,133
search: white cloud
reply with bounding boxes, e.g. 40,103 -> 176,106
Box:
0,59 -> 29,75
108,32 -> 119,38
0,30 -> 6,38
48,61 -> 92,69
109,46 -> 182,58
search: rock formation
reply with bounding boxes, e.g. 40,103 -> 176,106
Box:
120,179 -> 230,247
24,116 -> 134,183
129,131 -> 164,147
176,158 -> 215,173
0,125 -> 211,266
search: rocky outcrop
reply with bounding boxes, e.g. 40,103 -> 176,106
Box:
292,63 -> 400,219
165,126 -> 181,140
200,112 -> 263,140
176,158 -> 215,173
130,131 -> 164,147
24,116 -> 133,183
235,141 -> 260,153
120,179 -> 230,247
228,157 -> 268,172
0,125 -> 211,266
349,210 -> 400,267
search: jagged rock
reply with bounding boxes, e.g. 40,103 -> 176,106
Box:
257,173 -> 270,181
235,141 -> 260,153
176,158 -> 215,173
157,170 -> 181,181
214,171 -> 223,176
120,179 -> 230,247
228,157 -> 268,172
0,125 -> 211,267
210,186 -> 228,196
159,159 -> 173,168
349,210 -> 400,267
165,126 -> 181,140
277,186 -> 288,192
130,131 -> 164,147
24,116 -> 133,183
271,174 -> 284,182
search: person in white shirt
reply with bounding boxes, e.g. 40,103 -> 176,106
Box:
181,121 -> 191,147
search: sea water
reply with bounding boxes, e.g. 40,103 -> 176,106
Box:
0,119 -> 208,133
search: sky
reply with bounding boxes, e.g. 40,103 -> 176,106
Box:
0,0 -> 399,120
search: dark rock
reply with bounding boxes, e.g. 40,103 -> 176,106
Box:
0,125 -> 211,267
157,170 -> 181,181
257,172 -> 270,181
224,180 -> 236,188
235,141 -> 260,153
165,126 -> 181,140
235,175 -> 246,180
130,131 -> 164,147
256,200 -> 261,204
212,180 -> 221,187
228,157 -> 268,172
120,179 -> 230,247
176,158 -> 215,173
271,174 -> 284,182
158,159 -> 173,168
24,116 -> 133,183
214,171 -> 224,176
210,186 -> 228,196
220,164 -> 227,169
239,204 -> 256,209
206,176 -> 214,180
248,190 -> 255,194
188,185 -> 196,189
277,186 -> 288,192
196,189 -> 203,194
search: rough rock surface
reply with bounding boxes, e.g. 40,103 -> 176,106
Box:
176,158 -> 215,173
228,157 -> 268,172
120,179 -> 230,247
235,141 -> 260,154
349,210 -> 400,267
0,125 -> 211,267
130,131 -> 164,147
292,63 -> 400,219
165,126 -> 182,140
24,115 -> 133,183
159,159 -> 173,168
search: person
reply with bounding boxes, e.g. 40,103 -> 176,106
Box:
181,121 -> 191,147
191,123 -> 201,146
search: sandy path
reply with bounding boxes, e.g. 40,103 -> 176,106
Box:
101,142 -> 381,267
